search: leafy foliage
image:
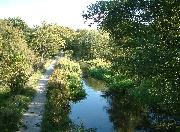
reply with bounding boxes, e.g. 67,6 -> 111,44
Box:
51,57 -> 85,100
58,26 -> 77,48
67,29 -> 110,60
4,17 -> 32,42
0,95 -> 31,131
0,20 -> 34,92
83,58 -> 134,92
42,57 -> 86,131
83,0 -> 180,115
83,58 -> 111,79
29,23 -> 65,59
0,69 -> 43,131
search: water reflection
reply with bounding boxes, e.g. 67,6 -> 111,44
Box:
85,78 -> 108,91
104,91 -> 150,132
41,85 -> 94,132
69,79 -> 113,132
69,78 -> 151,132
68,78 -> 179,132
44,78 -> 180,132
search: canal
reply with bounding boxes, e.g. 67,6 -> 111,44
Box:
69,78 -> 180,132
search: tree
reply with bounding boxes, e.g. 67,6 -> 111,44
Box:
67,29 -> 110,60
5,17 -> 32,43
29,23 -> 65,60
83,0 -> 180,114
0,20 -> 34,92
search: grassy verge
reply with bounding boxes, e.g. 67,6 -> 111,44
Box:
41,57 -> 87,132
0,59 -> 52,131
81,58 -> 134,92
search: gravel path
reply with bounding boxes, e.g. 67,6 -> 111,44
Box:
20,56 -> 60,132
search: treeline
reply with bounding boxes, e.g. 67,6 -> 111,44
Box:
0,17 -> 111,93
0,17 -> 78,131
0,17 -> 74,93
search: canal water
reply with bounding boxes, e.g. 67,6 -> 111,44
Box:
69,78 -> 180,132
70,78 -> 113,132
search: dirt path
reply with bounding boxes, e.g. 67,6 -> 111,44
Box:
20,56 -> 60,132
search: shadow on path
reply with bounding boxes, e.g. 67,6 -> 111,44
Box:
20,56 -> 60,132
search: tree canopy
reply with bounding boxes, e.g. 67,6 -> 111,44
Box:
83,0 -> 180,113
0,20 -> 34,92
66,29 -> 110,60
29,23 -> 65,59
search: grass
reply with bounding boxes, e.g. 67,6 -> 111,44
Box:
0,59 -> 53,131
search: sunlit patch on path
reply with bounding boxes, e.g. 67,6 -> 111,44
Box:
20,56 -> 60,132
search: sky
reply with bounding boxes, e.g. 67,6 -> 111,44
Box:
0,0 -> 97,29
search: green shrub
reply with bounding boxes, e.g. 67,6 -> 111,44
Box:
88,68 -> 106,80
83,58 -> 135,92
85,58 -> 111,69
0,95 -> 30,131
106,72 -> 134,91
42,57 -> 86,131
83,58 -> 111,79
49,57 -> 85,101
0,20 -> 34,93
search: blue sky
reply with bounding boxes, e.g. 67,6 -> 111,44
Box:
0,0 -> 97,29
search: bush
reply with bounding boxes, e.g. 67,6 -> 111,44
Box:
0,20 -> 34,93
83,58 -> 135,92
0,95 -> 30,131
42,57 -> 86,131
48,57 -> 85,101
83,58 -> 111,79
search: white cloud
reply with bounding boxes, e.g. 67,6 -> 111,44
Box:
0,0 -> 97,29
